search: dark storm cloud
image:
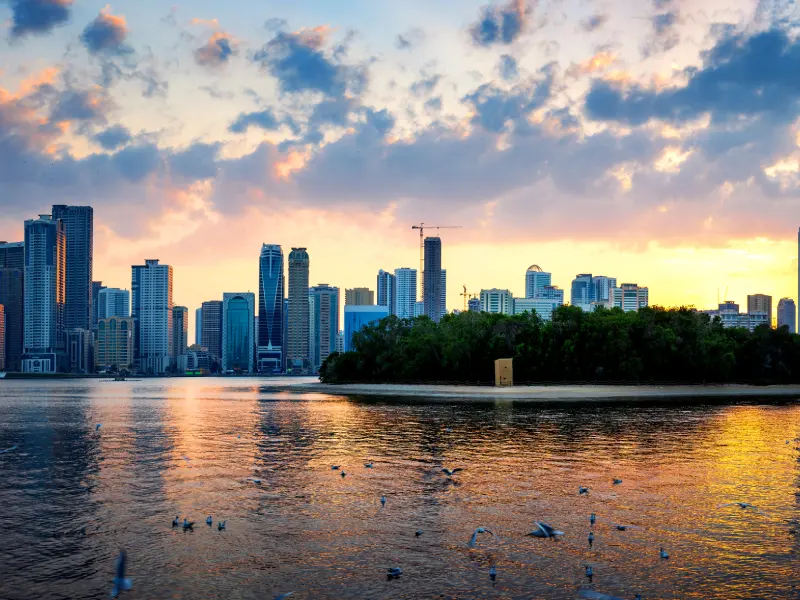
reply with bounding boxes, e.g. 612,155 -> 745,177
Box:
470,0 -> 528,47
7,0 -> 71,38
80,8 -> 131,55
93,125 -> 132,150
228,109 -> 281,133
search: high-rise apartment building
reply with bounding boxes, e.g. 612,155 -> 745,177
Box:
131,259 -> 173,374
343,305 -> 389,352
377,270 -> 396,315
614,284 -> 649,312
201,300 -> 223,365
92,281 -> 105,331
570,274 -> 594,308
335,330 -> 344,354
0,305 -> 4,371
441,269 -> 447,319
394,268 -> 417,319
258,244 -> 284,373
97,288 -> 130,320
309,285 -> 339,371
51,205 -> 93,332
525,265 -> 552,298
95,317 -> 134,372
22,216 -> 66,373
423,237 -> 443,322
480,289 -> 513,315
0,241 -> 24,372
345,287 -> 374,306
195,307 -> 203,346
172,306 -> 189,367
287,248 -> 310,373
222,293 -> 255,373
747,294 -> 772,326
777,298 -> 796,333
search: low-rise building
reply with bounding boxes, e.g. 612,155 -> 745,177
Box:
480,289 -> 513,315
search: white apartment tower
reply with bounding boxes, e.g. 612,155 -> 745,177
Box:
394,268 -> 418,319
132,259 -> 174,374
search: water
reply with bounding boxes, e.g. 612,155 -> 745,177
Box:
0,378 -> 798,600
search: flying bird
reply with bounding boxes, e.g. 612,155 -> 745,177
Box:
442,468 -> 463,477
110,550 -> 133,598
468,527 -> 497,547
528,522 -> 564,538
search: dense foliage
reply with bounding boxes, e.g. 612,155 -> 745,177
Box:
319,306 -> 800,384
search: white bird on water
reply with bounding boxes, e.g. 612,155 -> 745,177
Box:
528,522 -> 564,538
380,495 -> 386,507
218,521 -> 226,531
442,468 -> 463,477
110,550 -> 133,598
206,515 -> 213,526
468,527 -> 497,548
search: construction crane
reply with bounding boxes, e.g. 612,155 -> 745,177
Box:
411,223 -> 462,300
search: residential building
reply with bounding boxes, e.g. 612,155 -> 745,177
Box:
614,283 -> 649,312
201,300 -> 223,365
343,305 -> 389,352
221,293 -> 255,373
377,270 -> 396,315
747,294 -> 772,327
414,301 -> 424,317
0,241 -> 24,371
287,248 -> 310,373
525,265 -> 552,298
97,287 -> 130,320
282,298 -> 288,373
22,215 -> 66,373
345,287 -> 374,306
51,205 -> 93,332
92,281 -> 104,331
309,285 -> 339,371
570,274 -> 594,309
441,269 -> 447,319
777,298 -> 796,333
423,237 -> 443,321
395,268 -> 417,318
514,297 -> 562,321
195,307 -> 203,346
0,304 -> 4,371
172,306 -> 189,369
468,297 -> 481,312
335,330 -> 344,354
95,317 -> 134,372
480,289 -> 513,315
705,301 -> 769,332
131,259 -> 173,374
66,328 -> 92,373
592,276 -> 617,307
257,244 -> 284,373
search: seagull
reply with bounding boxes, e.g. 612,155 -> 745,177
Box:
387,567 -> 403,578
579,486 -> 589,495
415,530 -> 423,537
589,513 -> 596,525
206,516 -> 213,526
218,521 -> 226,531
612,478 -> 622,485
588,531 -> 594,546
528,522 -> 564,538
468,527 -> 497,548
380,495 -> 386,507
615,524 -> 629,531
442,468 -> 463,477
96,424 -> 102,431
489,565 -> 497,581
577,590 -> 626,600
585,565 -> 593,580
364,462 -> 373,468
660,547 -> 669,559
720,502 -> 754,509
110,550 -> 133,598
331,465 -> 340,470
274,593 -> 294,600
171,516 -> 180,527
182,519 -> 194,531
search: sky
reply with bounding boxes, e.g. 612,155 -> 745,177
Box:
1,0 -> 800,338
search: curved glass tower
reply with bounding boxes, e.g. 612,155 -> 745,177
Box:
258,244 -> 284,373
222,293 -> 254,373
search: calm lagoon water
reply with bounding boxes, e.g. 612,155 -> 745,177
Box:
0,378 -> 798,599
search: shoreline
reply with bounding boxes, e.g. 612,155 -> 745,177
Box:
285,382 -> 800,401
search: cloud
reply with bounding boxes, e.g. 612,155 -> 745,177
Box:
580,13 -> 608,32
499,54 -> 518,81
80,6 -> 131,55
228,109 -> 281,133
7,0 -> 72,38
194,32 -> 236,68
396,28 -> 425,50
251,28 -> 368,99
50,88 -> 113,125
93,124 -> 131,150
424,96 -> 443,113
409,74 -> 441,97
642,1 -> 680,56
199,84 -> 234,100
470,0 -> 529,47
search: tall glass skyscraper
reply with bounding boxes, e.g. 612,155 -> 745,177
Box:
92,281 -> 105,331
258,244 -> 284,373
201,300 -> 223,364
172,306 -> 189,364
525,265 -> 552,298
97,287 -> 130,320
22,216 -> 66,373
0,241 -> 24,371
131,259 -> 173,374
592,275 -> 617,306
778,298 -> 796,333
570,274 -> 594,307
423,237 -> 442,322
222,293 -> 255,373
51,205 -> 93,331
287,248 -> 310,373
195,307 -> 203,346
377,270 -> 396,314
394,268 -> 417,319
309,285 -> 339,371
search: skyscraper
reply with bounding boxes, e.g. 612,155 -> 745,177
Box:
777,298 -> 796,333
51,205 -> 93,331
287,248 -> 310,373
131,259 -> 173,374
92,281 -> 105,331
0,241 -> 24,371
423,237 -> 442,322
309,284 -> 339,371
343,305 -> 389,352
0,305 -> 5,371
222,293 -> 255,373
172,306 -> 189,366
747,294 -> 772,326
592,276 -> 617,307
614,283 -> 649,312
97,288 -> 130,320
195,307 -> 203,346
22,216 -> 66,373
258,244 -> 284,373
441,269 -> 447,319
377,270 -> 396,315
468,297 -> 481,312
345,288 -> 374,305
570,274 -> 594,308
480,289 -> 513,314
394,268 -> 417,319
201,300 -> 223,365
525,265 -> 552,298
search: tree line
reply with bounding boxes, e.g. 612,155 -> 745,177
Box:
319,306 -> 800,385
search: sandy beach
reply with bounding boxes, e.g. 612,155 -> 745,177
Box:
283,382 -> 800,401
